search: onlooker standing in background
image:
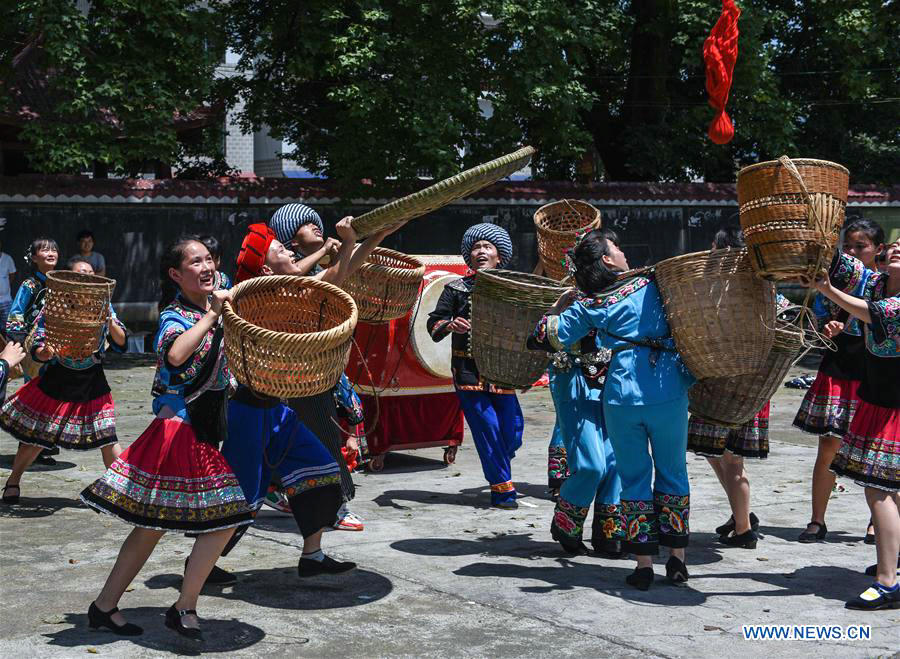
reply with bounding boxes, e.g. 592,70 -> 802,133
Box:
0,238 -> 16,335
199,235 -> 232,289
73,229 -> 106,277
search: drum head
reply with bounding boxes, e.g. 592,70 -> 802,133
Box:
409,273 -> 460,379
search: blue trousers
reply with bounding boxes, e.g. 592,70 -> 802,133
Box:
456,390 -> 523,504
549,368 -> 622,549
603,396 -> 690,555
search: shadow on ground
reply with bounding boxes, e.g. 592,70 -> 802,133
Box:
0,496 -> 84,518
143,567 -> 393,610
44,607 -> 267,655
373,482 -> 553,510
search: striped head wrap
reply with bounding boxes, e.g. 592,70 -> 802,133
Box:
461,223 -> 513,269
269,203 -> 324,245
235,223 -> 275,283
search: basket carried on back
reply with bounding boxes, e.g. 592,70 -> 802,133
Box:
351,146 -> 535,238
654,248 -> 775,380
534,200 -> 602,281
471,269 -> 566,388
341,248 -> 425,323
689,321 -> 803,426
223,276 -> 357,398
43,270 -> 116,359
737,156 -> 849,281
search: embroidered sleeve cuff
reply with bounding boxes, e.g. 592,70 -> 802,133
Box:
547,315 -> 567,352
828,251 -> 865,294
867,298 -> 900,350
430,319 -> 451,341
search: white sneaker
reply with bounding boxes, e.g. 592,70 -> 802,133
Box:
261,490 -> 292,515
334,505 -> 364,531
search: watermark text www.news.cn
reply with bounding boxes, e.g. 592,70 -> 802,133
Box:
742,625 -> 872,641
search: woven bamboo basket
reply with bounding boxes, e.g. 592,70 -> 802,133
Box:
223,276 -> 358,398
534,200 -> 602,281
43,270 -> 116,359
341,248 -> 425,323
654,248 -> 775,380
351,146 -> 535,238
737,156 -> 849,281
688,320 -> 804,426
471,269 -> 566,388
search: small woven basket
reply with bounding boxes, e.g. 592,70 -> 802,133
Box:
341,248 -> 425,323
351,146 -> 535,238
43,270 -> 116,359
534,200 -> 602,281
223,276 -> 358,398
654,248 -> 775,380
737,156 -> 849,281
471,269 -> 566,388
689,321 -> 803,426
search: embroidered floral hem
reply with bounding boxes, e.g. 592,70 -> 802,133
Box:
552,496 -> 589,539
547,445 -> 569,489
591,502 -> 625,552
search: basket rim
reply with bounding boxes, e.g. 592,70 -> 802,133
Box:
737,157 -> 849,178
475,268 -> 567,293
223,275 -> 358,349
47,269 -> 115,288
359,247 -> 427,279
655,247 -> 748,273
533,199 -> 602,237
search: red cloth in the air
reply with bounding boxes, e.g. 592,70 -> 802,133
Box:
703,0 -> 741,144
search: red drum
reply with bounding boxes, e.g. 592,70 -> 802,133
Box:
346,256 -> 468,468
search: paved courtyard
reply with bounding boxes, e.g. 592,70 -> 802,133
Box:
1,354 -> 898,658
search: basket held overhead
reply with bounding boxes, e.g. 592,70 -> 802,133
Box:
471,269 -> 566,389
43,270 -> 116,359
341,248 -> 425,323
737,156 -> 849,281
533,200 -> 602,281
223,275 -> 357,398
351,146 -> 536,238
689,320 -> 803,426
654,248 -> 775,380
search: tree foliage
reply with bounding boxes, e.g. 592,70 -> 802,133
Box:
2,0 -> 226,176
4,1 -> 898,186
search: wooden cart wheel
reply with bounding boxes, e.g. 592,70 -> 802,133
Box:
443,446 -> 458,465
368,454 -> 386,472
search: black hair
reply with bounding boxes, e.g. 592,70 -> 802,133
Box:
712,225 -> 745,249
572,229 -> 621,295
198,234 -> 222,260
67,255 -> 93,269
76,229 -> 94,241
158,235 -> 204,311
842,216 -> 885,247
25,237 -> 59,271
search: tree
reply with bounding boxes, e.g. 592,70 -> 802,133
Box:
224,0 -> 898,188
1,0 -> 227,176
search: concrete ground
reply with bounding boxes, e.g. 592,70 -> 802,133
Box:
1,354 -> 898,658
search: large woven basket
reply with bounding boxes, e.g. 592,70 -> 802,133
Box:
534,200 -> 602,281
351,146 -> 535,238
43,270 -> 116,359
341,248 -> 425,323
471,269 -> 566,388
689,321 -> 803,426
223,276 -> 358,398
737,156 -> 849,281
655,248 -> 775,380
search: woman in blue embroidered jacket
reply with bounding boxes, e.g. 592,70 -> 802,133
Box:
808,239 -> 899,611
529,227 -> 623,557
80,236 -> 253,640
537,229 -> 694,590
1,258 -> 127,503
427,223 -> 524,509
5,237 -> 61,464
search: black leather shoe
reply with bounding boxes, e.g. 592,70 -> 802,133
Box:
88,602 -> 143,636
165,604 -> 202,641
865,556 -> 900,577
185,559 -> 236,586
2,484 -> 20,505
665,556 -> 689,586
34,452 -> 57,466
297,555 -> 357,578
625,567 -> 654,591
864,519 -> 876,545
551,524 -> 589,555
715,512 -> 759,537
845,584 -> 900,611
798,521 -> 827,543
719,529 -> 758,549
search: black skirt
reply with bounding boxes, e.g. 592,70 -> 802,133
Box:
38,363 -> 110,402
